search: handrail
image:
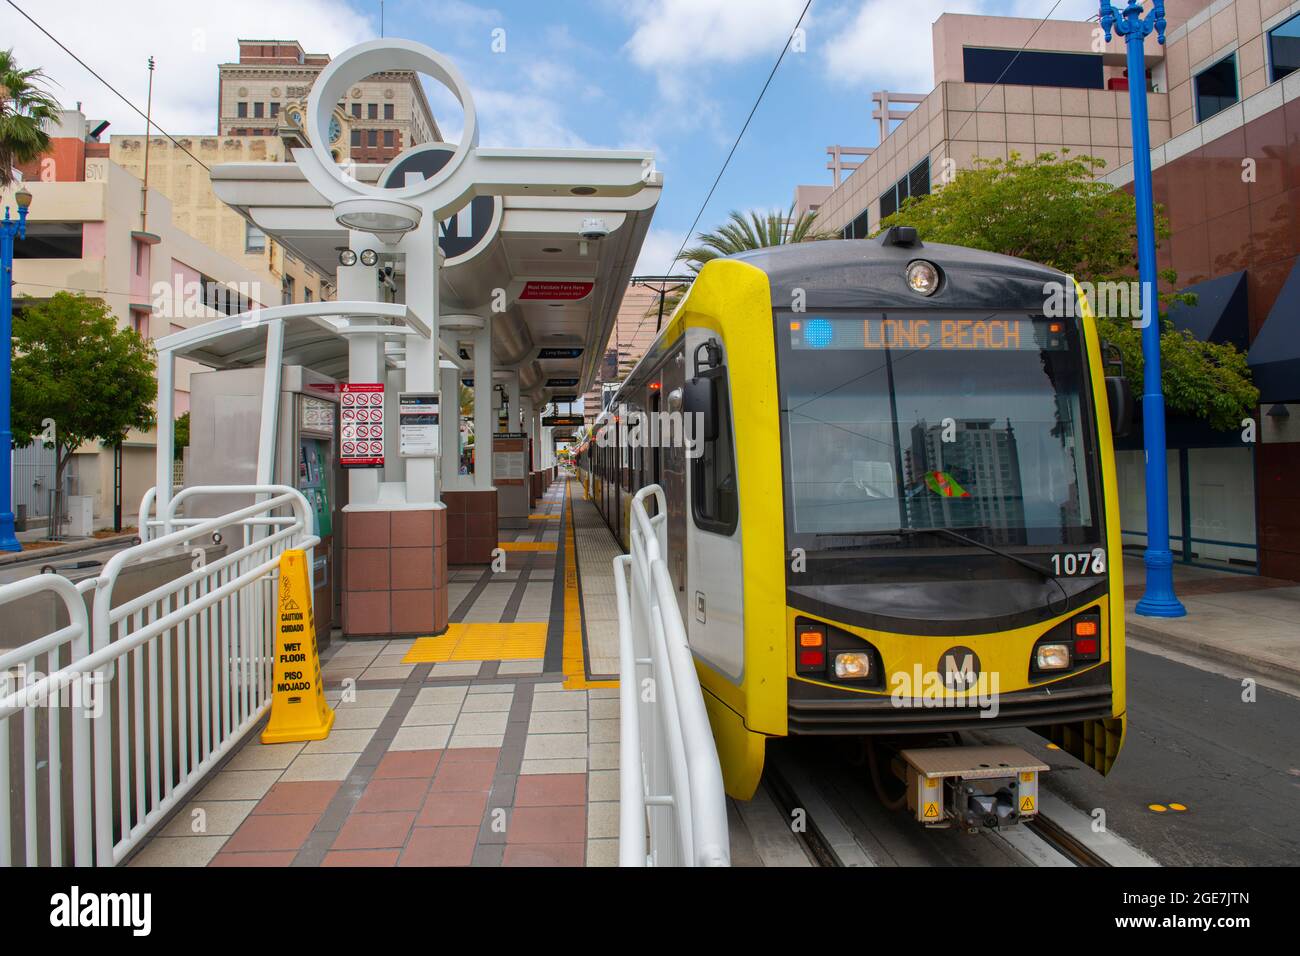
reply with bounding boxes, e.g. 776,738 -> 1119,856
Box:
615,483 -> 730,866
0,484 -> 319,866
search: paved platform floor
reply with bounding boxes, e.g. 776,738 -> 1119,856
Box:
1122,555 -> 1300,682
129,479 -> 625,867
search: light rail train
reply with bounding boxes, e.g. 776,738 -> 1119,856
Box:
576,229 -> 1132,829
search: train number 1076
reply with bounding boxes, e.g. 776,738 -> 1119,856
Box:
1050,549 -> 1107,576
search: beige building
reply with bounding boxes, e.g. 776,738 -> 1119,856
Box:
110,135 -> 333,305
217,39 -> 440,166
584,283 -> 663,421
5,114 -> 273,529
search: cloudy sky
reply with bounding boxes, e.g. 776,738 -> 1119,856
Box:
2,0 -> 1102,274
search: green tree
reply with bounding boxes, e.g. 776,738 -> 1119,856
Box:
11,292 -> 157,510
878,151 -> 1258,431
173,411 -> 190,460
0,49 -> 60,187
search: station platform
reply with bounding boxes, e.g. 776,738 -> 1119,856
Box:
127,478 -> 627,868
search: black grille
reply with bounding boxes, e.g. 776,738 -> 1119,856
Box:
787,683 -> 1112,735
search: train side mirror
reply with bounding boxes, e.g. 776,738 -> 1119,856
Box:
683,375 -> 719,444
1105,376 -> 1134,439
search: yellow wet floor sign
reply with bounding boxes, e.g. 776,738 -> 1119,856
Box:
261,549 -> 335,744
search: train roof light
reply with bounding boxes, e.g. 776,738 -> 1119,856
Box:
906,260 -> 941,296
880,225 -> 921,248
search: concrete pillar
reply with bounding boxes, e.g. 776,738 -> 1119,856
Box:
400,221 -> 440,505
473,318 -> 493,491
439,362 -> 464,489
506,372 -> 521,434
340,232 -> 384,507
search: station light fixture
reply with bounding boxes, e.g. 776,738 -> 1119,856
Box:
332,196 -> 422,239
906,259 -> 941,296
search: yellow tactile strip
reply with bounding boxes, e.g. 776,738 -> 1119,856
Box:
401,622 -> 548,663
497,541 -> 558,552
562,479 -> 617,691
528,514 -> 560,521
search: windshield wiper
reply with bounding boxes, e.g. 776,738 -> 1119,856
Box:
814,528 -> 1054,580
812,528 -> 1072,613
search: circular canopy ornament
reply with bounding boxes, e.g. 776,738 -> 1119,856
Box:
306,38 -> 479,203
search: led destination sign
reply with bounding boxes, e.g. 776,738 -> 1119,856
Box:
790,314 -> 1066,351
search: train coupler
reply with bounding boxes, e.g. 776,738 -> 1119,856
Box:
899,745 -> 1049,830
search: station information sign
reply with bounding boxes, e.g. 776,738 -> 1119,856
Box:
789,314 -> 1068,352
340,382 -> 385,468
399,392 -> 439,458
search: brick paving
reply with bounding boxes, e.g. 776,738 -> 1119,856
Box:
128,480 -> 621,868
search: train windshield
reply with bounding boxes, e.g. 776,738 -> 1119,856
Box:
775,312 -> 1102,551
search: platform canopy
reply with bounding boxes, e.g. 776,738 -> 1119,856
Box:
154,300 -> 445,381
211,153 -> 661,404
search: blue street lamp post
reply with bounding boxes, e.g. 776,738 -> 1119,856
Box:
0,186 -> 32,553
1100,0 -> 1185,616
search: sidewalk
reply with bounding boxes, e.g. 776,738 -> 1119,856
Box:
1122,556 -> 1300,683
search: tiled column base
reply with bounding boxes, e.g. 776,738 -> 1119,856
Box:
342,507 -> 449,637
441,489 -> 498,566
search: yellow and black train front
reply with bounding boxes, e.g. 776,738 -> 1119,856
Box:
683,231 -> 1128,800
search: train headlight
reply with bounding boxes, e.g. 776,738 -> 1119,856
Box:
833,652 -> 872,680
1035,643 -> 1071,670
338,249 -> 358,266
906,260 -> 941,296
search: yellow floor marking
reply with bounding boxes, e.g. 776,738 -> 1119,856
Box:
402,622 -> 548,663
561,480 -> 617,690
528,514 -> 560,521
497,541 -> 557,552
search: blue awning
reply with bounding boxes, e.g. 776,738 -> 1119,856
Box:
1248,260 -> 1300,404
1167,270 -> 1248,350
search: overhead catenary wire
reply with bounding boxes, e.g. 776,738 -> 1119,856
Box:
617,1 -> 814,358
5,0 -> 212,172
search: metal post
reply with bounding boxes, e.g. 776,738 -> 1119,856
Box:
1100,0 -> 1185,616
1,200 -> 30,552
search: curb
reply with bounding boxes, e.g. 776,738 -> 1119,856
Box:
1125,618 -> 1300,686
0,533 -> 140,568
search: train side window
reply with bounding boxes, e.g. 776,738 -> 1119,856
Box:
691,369 -> 738,535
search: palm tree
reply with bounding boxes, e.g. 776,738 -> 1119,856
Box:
648,204 -> 836,321
676,202 -> 836,274
0,49 -> 60,188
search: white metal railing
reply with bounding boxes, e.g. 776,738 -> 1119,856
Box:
614,484 -> 729,866
0,484 -> 318,866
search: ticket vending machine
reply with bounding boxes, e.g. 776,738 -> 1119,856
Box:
187,365 -> 345,637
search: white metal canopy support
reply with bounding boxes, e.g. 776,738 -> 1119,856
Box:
154,352 -> 175,535
254,319 -> 286,491
474,318 -> 494,491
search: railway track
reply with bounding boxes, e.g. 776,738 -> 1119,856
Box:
762,741 -> 1113,868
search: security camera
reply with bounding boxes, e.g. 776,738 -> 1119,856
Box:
579,217 -> 609,241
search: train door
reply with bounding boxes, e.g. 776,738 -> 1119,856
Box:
684,329 -> 744,680
662,345 -> 688,623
